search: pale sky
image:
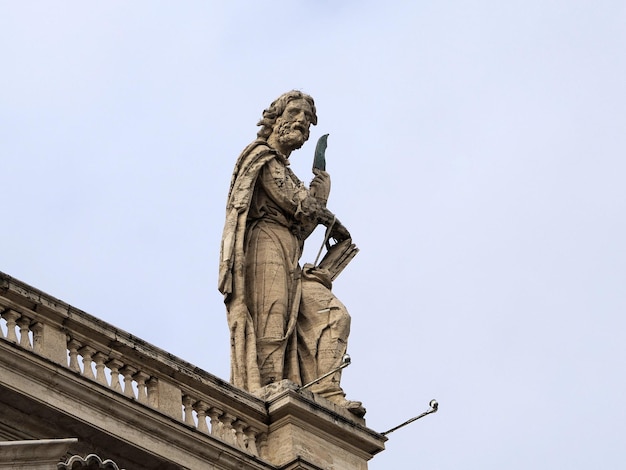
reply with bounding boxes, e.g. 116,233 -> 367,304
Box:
2,2 -> 625,468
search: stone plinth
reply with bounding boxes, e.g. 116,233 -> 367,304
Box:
258,381 -> 386,470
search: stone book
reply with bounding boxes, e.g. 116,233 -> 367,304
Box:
317,238 -> 359,281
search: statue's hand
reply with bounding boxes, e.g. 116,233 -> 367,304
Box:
310,169 -> 331,204
330,221 -> 351,242
314,208 -> 350,241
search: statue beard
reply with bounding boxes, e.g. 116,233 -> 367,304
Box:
275,119 -> 309,151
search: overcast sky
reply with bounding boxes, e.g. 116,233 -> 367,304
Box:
2,1 -> 625,468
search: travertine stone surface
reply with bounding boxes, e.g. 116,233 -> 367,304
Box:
219,91 -> 363,416
0,438 -> 77,469
156,377 -> 185,419
261,381 -> 385,470
36,322 -> 69,365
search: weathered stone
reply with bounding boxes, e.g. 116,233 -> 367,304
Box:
262,381 -> 384,469
0,438 -> 77,470
219,91 -> 363,417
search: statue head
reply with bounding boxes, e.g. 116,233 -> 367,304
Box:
257,91 -> 318,152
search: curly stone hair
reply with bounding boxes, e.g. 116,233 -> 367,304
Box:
256,90 -> 318,139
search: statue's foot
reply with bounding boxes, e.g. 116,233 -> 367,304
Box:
345,400 -> 366,418
327,396 -> 366,418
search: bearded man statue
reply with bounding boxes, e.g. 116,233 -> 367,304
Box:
219,90 -> 364,417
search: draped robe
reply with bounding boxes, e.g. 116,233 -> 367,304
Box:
219,139 -> 350,398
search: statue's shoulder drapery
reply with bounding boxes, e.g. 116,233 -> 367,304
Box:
218,139 -> 281,390
218,139 -> 279,297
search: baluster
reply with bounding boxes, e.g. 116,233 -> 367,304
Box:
208,407 -> 224,439
17,316 -> 32,349
244,427 -> 260,456
93,352 -> 109,386
134,371 -> 150,404
78,346 -> 96,380
194,401 -> 209,433
67,338 -> 82,372
120,365 -> 137,398
107,358 -> 124,393
147,378 -> 158,408
220,413 -> 237,445
2,310 -> 20,343
232,420 -> 247,450
32,322 -> 44,355
182,395 -> 196,427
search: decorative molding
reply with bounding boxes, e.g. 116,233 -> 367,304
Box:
58,453 -> 124,470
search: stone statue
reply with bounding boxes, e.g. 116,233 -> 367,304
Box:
219,91 -> 364,416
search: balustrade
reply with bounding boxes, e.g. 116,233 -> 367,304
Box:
66,336 -> 160,406
1,293 -> 267,461
181,392 -> 263,457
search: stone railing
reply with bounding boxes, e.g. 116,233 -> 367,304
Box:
0,272 -> 267,460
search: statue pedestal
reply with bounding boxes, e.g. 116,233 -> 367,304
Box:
258,381 -> 386,470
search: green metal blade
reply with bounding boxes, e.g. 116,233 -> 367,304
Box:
313,134 -> 329,171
